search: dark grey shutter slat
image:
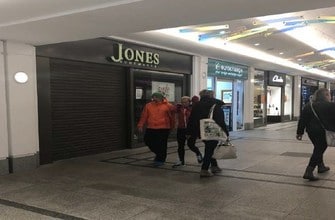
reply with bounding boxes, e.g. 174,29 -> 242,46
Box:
50,59 -> 127,160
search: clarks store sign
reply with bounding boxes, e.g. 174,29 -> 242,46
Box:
268,71 -> 285,86
207,59 -> 248,80
107,43 -> 160,68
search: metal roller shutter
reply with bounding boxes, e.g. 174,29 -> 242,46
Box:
50,59 -> 127,160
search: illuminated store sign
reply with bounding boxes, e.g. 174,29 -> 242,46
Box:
268,71 -> 285,86
207,58 -> 248,80
107,43 -> 160,68
272,74 -> 284,83
302,78 -> 318,86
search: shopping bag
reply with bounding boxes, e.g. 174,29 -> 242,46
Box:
213,141 -> 237,159
199,104 -> 228,141
325,130 -> 335,147
199,118 -> 228,141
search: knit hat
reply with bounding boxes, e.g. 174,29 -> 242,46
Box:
152,92 -> 164,99
191,95 -> 199,103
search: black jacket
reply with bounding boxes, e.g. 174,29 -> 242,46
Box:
187,97 -> 229,138
297,101 -> 335,135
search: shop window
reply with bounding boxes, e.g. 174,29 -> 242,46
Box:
253,70 -> 265,126
284,75 -> 293,120
267,86 -> 281,116
133,70 -> 185,146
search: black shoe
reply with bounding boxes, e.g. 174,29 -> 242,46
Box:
200,170 -> 214,178
153,161 -> 164,167
210,166 -> 222,174
303,166 -> 319,181
318,163 -> 330,173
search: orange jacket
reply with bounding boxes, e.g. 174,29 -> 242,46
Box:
137,99 -> 175,129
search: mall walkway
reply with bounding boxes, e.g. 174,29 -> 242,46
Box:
1,121 -> 335,219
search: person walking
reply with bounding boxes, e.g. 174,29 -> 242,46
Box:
172,96 -> 203,168
297,88 -> 335,181
187,89 -> 229,177
137,92 -> 175,167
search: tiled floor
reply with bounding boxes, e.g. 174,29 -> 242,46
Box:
1,121 -> 335,219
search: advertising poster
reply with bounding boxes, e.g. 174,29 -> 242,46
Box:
152,81 -> 175,102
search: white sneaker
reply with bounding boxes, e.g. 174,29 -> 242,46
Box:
172,161 -> 185,168
196,153 -> 203,163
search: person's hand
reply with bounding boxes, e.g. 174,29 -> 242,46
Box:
296,134 -> 302,140
138,127 -> 143,133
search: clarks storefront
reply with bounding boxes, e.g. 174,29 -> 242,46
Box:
37,38 -> 192,164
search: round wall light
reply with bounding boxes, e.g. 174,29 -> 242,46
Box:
14,72 -> 28,83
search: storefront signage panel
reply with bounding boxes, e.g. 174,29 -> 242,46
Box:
268,71 -> 285,86
302,78 -> 318,86
106,40 -> 192,74
207,59 -> 248,80
107,43 -> 160,68
36,38 -> 192,74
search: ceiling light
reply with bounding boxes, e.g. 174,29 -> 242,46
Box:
254,43 -> 260,46
297,58 -> 302,61
156,23 -> 335,79
14,72 -> 28,83
279,52 -> 284,55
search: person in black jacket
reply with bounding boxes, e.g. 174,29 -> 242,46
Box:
187,89 -> 229,177
297,88 -> 335,181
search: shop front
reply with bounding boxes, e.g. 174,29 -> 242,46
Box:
207,58 -> 248,131
36,38 -> 192,164
300,78 -> 319,113
266,72 -> 293,123
330,82 -> 335,101
253,70 -> 266,127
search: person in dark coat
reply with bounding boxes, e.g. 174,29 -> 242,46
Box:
187,89 -> 229,177
297,88 -> 335,181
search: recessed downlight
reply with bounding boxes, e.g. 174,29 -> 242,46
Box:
14,72 -> 28,83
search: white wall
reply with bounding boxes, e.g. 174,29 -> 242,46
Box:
244,67 -> 254,128
192,56 -> 207,96
4,41 -> 39,157
293,75 -> 301,119
0,42 -> 9,160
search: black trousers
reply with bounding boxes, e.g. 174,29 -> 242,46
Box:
201,140 -> 218,170
144,128 -> 170,162
176,128 -> 201,163
307,130 -> 328,168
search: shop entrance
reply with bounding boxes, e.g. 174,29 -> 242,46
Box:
301,85 -> 318,112
131,69 -> 187,147
213,79 -> 244,131
267,86 -> 282,123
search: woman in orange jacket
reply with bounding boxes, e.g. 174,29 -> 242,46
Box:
137,92 -> 175,167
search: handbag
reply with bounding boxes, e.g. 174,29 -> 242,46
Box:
213,140 -> 237,159
311,103 -> 335,147
199,104 -> 228,141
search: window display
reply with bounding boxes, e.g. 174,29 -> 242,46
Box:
253,70 -> 265,126
284,75 -> 292,120
267,86 -> 281,116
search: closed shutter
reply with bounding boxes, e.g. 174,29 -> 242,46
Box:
50,59 -> 127,160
